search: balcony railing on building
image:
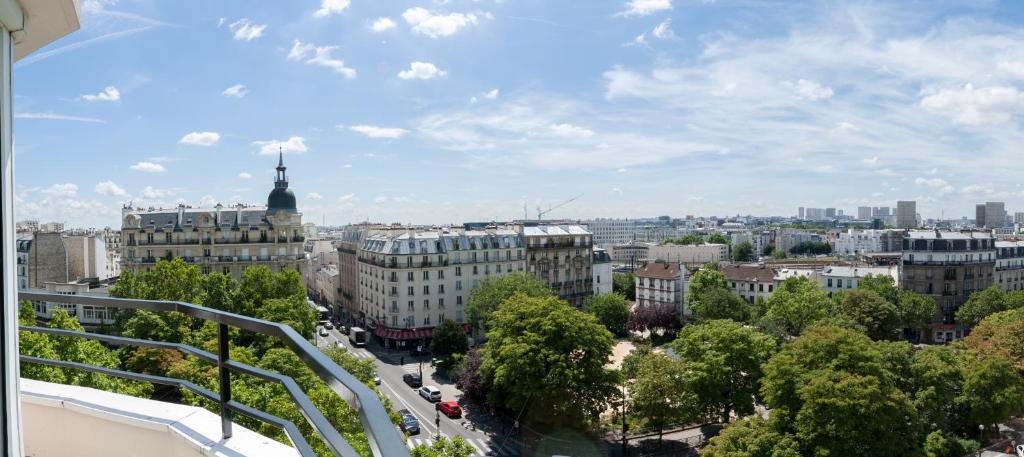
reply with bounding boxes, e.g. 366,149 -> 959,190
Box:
16,291 -> 409,457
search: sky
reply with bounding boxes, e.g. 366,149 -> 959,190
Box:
11,0 -> 1024,228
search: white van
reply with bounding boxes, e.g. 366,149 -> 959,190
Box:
418,386 -> 441,402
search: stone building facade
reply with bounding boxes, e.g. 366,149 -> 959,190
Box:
120,153 -> 304,280
900,230 -> 996,343
521,225 -> 594,308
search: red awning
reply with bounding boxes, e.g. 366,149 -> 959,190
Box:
373,326 -> 436,340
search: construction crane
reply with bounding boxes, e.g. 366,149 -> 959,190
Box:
537,194 -> 583,220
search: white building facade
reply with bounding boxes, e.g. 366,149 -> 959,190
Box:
995,240 -> 1024,292
592,248 -> 613,295
647,243 -> 728,268
634,262 -> 687,316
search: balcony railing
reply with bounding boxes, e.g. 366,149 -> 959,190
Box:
17,291 -> 408,457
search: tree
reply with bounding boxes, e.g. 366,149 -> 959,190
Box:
961,354 -> 1024,428
956,286 -> 1024,329
789,241 -> 831,256
762,277 -> 830,336
479,294 -> 616,426
198,272 -> 239,313
628,353 -> 696,446
762,244 -> 776,257
761,325 -> 922,456
431,319 -> 469,360
771,250 -> 788,260
832,289 -> 901,340
690,287 -> 751,323
897,290 -> 936,341
627,303 -> 682,340
687,267 -> 728,304
671,320 -> 775,423
924,430 -> 977,457
858,274 -> 900,304
701,415 -> 801,457
410,436 -> 477,457
668,234 -> 704,245
455,348 -> 487,405
731,241 -> 756,262
466,273 -> 553,332
707,233 -> 730,245
612,272 -> 636,300
962,308 -> 1024,374
584,293 -> 631,336
909,346 -> 968,433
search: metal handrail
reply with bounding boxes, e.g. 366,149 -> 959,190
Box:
19,325 -> 356,457
19,355 -> 315,456
17,291 -> 409,457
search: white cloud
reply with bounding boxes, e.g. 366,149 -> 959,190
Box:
484,89 -> 499,99
130,161 -> 165,173
402,7 -> 480,38
783,79 -> 834,101
833,121 -> 860,133
617,0 -> 672,17
863,156 -> 880,166
238,172 -> 252,179
179,131 -> 220,146
343,164 -> 352,168
813,165 -> 836,173
340,193 -> 356,201
15,112 -> 105,123
617,168 -> 627,173
652,19 -> 674,39
42,183 -> 78,197
960,184 -> 993,195
140,186 -> 173,199
372,17 -> 397,32
611,187 -> 623,195
398,61 -> 446,80
198,195 -> 217,207
914,177 -> 954,194
222,84 -> 248,98
288,40 -> 356,78
253,136 -> 308,155
347,125 -> 409,139
920,84 -> 1024,125
229,19 -> 266,41
306,192 -> 324,200
313,0 -> 349,18
82,86 -> 120,102
549,123 -> 595,138
627,33 -> 647,47
94,181 -> 127,196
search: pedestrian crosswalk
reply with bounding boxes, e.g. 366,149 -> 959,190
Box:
406,436 -> 499,456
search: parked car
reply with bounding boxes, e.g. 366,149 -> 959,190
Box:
324,321 -> 334,330
402,373 -> 422,388
435,400 -> 462,418
318,328 -> 328,337
418,386 -> 442,402
372,372 -> 381,385
398,409 -> 419,435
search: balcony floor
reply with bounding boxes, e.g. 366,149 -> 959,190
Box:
20,378 -> 298,457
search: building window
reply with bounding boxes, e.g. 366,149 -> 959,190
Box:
439,298 -> 445,308
407,286 -> 414,295
455,266 -> 462,276
424,299 -> 430,310
457,295 -> 463,305
438,270 -> 445,279
423,285 -> 430,295
408,300 -> 414,311
423,271 -> 429,280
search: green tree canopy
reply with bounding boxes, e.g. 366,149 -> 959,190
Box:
688,267 -> 728,303
690,287 -> 751,323
832,289 -> 901,340
410,436 -> 477,457
671,320 -> 775,422
732,241 -> 756,262
962,307 -> 1024,374
707,233 -> 730,245
479,294 -> 616,426
627,352 -> 696,443
956,286 -> 1024,329
466,273 -> 554,332
701,415 -> 801,457
961,354 -> 1024,428
762,277 -> 831,337
431,319 -> 469,359
584,292 -> 631,336
612,272 -> 636,300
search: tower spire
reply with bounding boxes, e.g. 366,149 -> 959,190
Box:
278,146 -> 284,168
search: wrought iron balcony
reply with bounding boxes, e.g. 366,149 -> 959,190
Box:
17,291 -> 409,457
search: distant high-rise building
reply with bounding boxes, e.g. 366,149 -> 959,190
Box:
873,207 -> 891,217
857,206 -> 872,219
798,207 -> 805,219
1015,212 -> 1024,225
896,201 -> 916,228
825,208 -> 836,218
976,202 -> 1006,228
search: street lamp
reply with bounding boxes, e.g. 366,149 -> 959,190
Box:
978,424 -> 985,457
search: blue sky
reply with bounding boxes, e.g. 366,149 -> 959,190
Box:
12,0 -> 1024,228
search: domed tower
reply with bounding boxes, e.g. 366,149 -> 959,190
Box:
266,148 -> 297,215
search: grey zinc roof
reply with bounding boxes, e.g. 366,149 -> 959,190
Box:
905,230 -> 993,240
522,225 -> 591,237
361,229 -> 524,255
133,207 -> 270,228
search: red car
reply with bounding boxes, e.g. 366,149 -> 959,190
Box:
435,401 -> 462,418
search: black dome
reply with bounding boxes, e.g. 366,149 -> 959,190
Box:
267,187 -> 297,213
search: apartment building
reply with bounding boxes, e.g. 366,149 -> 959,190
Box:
611,242 -> 649,266
976,201 -> 1007,229
730,231 -> 771,257
722,264 -> 777,303
896,201 -> 917,228
358,228 -> 525,348
103,227 -> 121,278
121,154 -> 304,280
522,224 -> 594,308
582,218 -> 635,247
593,248 -> 613,295
834,229 -> 904,257
775,229 -> 822,253
900,230 -> 996,342
634,262 -> 686,316
995,240 -> 1024,292
647,243 -> 728,269
820,265 -> 898,295
336,223 -> 385,324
